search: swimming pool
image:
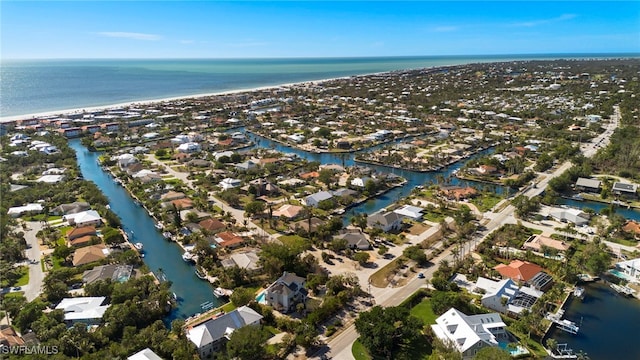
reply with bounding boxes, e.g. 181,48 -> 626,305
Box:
256,291 -> 266,304
498,341 -> 529,356
609,269 -> 631,281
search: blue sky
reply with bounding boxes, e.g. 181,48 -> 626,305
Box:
2,1 -> 639,59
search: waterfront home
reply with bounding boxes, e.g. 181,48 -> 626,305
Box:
522,234 -> 570,255
117,154 -> 139,170
575,177 -> 601,193
367,210 -> 403,232
622,220 -> 640,238
186,305 -> 263,358
219,178 -> 242,190
612,181 -> 638,198
82,264 -> 134,284
303,191 -> 333,207
615,258 -> 640,283
264,271 -> 307,313
177,142 -> 201,153
350,176 -> 373,188
7,203 -> 43,217
393,204 -> 424,220
548,207 -> 590,226
66,225 -> 98,248
221,250 -> 261,272
127,348 -> 163,360
214,232 -> 245,249
51,201 -> 91,216
59,127 -> 82,138
440,186 -> 478,201
72,244 -> 110,266
335,231 -> 371,250
431,308 -> 508,359
64,210 -> 102,227
160,191 -> 186,201
473,277 -> 543,316
131,169 -> 162,183
55,297 -> 110,325
36,174 -> 65,183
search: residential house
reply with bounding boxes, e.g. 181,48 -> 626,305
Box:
55,297 -> 110,324
548,208 -> 590,226
289,217 -> 323,233
59,127 -> 82,138
186,306 -> 263,359
214,232 -> 245,249
350,176 -> 372,188
522,234 -> 570,255
51,201 -> 90,215
7,203 -> 43,217
177,142 -> 201,153
199,218 -> 226,233
160,191 -> 186,202
335,231 -> 370,250
219,178 -> 242,190
615,258 -> 640,283
431,308 -> 508,359
473,277 -> 543,316
367,210 -> 403,232
0,325 -> 25,347
82,264 -> 134,284
249,178 -> 280,196
441,186 -> 478,201
272,204 -> 304,219
575,177 -> 601,193
127,348 -> 164,360
393,205 -> 424,220
72,244 -> 110,266
612,182 -> 638,198
235,160 -> 258,171
67,226 -> 98,248
303,191 -> 333,207
494,260 -> 543,283
622,221 -> 640,238
64,210 -> 102,227
221,250 -> 261,273
300,171 -> 320,180
264,272 -> 307,313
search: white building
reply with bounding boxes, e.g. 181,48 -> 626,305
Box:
474,277 -> 543,315
431,308 -> 508,359
548,208 -> 590,226
64,210 -> 102,227
393,205 -> 424,220
55,297 -> 110,324
615,258 -> 640,283
177,142 -> 201,153
303,191 -> 333,207
219,178 -> 242,190
7,203 -> 43,217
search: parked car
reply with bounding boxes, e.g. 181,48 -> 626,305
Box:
12,286 -> 22,291
417,273 -> 425,279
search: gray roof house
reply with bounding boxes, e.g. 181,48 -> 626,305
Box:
50,201 -> 91,216
613,182 -> 638,197
367,210 -> 403,232
303,191 -> 333,207
575,177 -> 601,193
264,272 -> 307,313
335,231 -> 371,250
186,306 -> 263,359
82,264 -> 133,284
127,348 -> 164,360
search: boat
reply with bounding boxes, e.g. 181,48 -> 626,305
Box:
155,222 -> 164,230
213,287 -> 234,298
182,251 -> 194,262
195,267 -> 207,280
134,242 -> 143,250
573,286 -> 585,300
571,194 -> 584,201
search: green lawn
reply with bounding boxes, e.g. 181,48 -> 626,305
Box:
278,235 -> 310,251
410,298 -> 437,325
14,266 -> 29,286
352,339 -> 372,360
470,192 -> 504,212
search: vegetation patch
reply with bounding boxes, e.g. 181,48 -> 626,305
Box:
369,257 -> 402,288
14,266 -> 29,286
409,298 -> 438,326
352,339 -> 372,360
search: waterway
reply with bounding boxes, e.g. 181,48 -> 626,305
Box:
560,198 -> 640,221
68,139 -> 221,322
548,281 -> 640,359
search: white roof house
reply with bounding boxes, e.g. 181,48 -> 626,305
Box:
474,277 -> 543,315
177,142 -> 201,153
64,210 -> 102,227
549,208 -> 590,226
615,258 -> 640,283
7,203 -> 44,217
127,348 -> 163,360
36,174 -> 65,183
187,306 -> 263,358
303,191 -> 333,207
219,178 -> 242,190
393,205 -> 424,220
431,308 -> 507,359
55,297 -> 110,323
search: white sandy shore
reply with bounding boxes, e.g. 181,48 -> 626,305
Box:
0,71 -> 382,123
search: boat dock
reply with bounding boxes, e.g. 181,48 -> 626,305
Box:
610,283 -> 636,296
546,309 -> 579,335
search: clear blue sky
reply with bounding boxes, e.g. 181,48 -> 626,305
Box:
2,1 -> 639,59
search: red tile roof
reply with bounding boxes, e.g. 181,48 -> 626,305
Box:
494,260 -> 543,282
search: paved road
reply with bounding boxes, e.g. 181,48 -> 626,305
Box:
20,221 -> 47,302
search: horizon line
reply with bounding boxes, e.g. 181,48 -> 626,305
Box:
3,52 -> 640,61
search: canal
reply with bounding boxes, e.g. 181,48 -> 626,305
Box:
69,139 -> 220,322
560,198 -> 640,221
548,281 -> 640,359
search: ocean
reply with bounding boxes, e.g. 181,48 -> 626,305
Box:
1,54 -> 633,118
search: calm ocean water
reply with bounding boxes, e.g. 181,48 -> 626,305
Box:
0,54 -> 632,118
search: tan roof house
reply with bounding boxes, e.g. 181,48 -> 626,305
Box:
72,244 -> 109,266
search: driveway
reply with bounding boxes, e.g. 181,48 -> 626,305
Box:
20,221 -> 47,302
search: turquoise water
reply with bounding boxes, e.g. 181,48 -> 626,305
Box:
498,341 -> 528,356
256,291 -> 266,304
2,54 -> 636,117
609,269 -> 631,281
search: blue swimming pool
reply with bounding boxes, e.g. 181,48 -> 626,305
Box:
256,291 -> 266,304
498,341 -> 529,356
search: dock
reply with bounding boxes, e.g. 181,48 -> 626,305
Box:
545,309 -> 579,335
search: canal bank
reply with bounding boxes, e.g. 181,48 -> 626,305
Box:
547,281 -> 640,359
68,139 -> 222,322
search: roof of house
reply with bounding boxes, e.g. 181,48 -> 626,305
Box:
127,348 -> 164,360
523,234 -> 570,252
199,217 -> 226,232
82,264 -> 133,284
494,260 -> 543,282
613,182 -> 638,193
64,210 -> 102,225
623,221 -> 640,234
304,191 -> 333,204
575,177 -> 601,189
431,308 -> 505,353
272,204 -> 303,219
336,232 -> 370,248
72,244 -> 109,266
215,232 -> 245,248
300,171 -> 320,179
227,251 -> 261,271
367,211 -> 403,227
67,225 -> 97,240
55,297 -> 110,321
160,191 -> 186,201
171,198 -> 193,210
0,325 -> 25,347
187,306 -> 263,348
51,201 -> 90,215
393,205 -> 424,219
